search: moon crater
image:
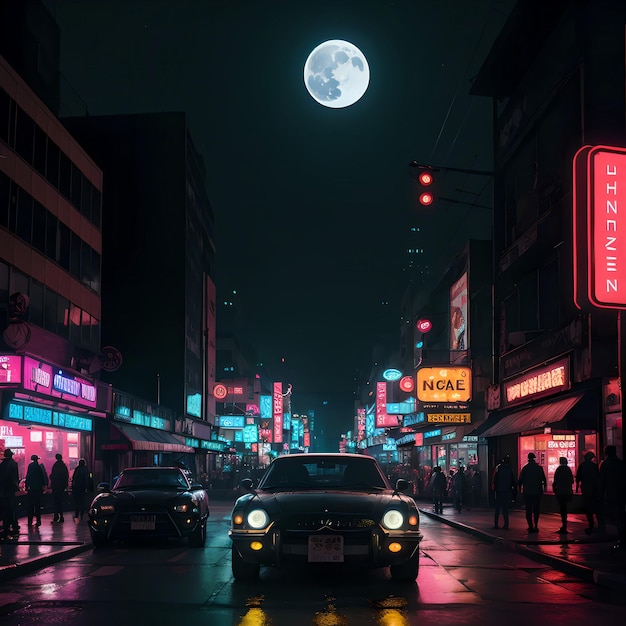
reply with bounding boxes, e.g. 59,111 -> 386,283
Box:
304,39 -> 370,108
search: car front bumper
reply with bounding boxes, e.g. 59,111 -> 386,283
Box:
230,527 -> 422,567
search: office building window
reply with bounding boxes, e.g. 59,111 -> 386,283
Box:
15,107 -> 34,164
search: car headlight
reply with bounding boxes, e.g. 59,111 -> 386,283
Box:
246,508 -> 269,529
382,509 -> 404,530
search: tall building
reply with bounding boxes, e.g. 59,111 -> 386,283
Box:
61,113 -> 218,426
0,51 -> 109,479
471,0 -> 625,486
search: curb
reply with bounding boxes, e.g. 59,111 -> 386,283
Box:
0,542 -> 93,583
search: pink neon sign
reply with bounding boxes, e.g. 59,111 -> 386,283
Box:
590,147 -> 626,307
273,382 -> 283,443
23,356 -> 97,409
0,355 -> 22,384
376,381 -> 399,428
573,144 -> 626,310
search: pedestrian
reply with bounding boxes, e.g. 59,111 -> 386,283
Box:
50,453 -> 69,523
71,458 -> 89,522
430,466 -> 447,514
575,451 -> 601,534
471,468 -> 483,508
0,448 -> 20,536
518,452 -> 547,532
598,445 -> 626,550
492,455 -> 516,529
25,454 -> 48,527
552,456 -> 574,534
452,466 -> 466,513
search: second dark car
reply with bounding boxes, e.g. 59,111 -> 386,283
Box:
88,466 -> 209,547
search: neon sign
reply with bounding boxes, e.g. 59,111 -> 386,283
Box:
273,382 -> 283,443
23,356 -> 97,409
503,357 -> 570,406
573,144 -> 626,308
0,355 -> 22,384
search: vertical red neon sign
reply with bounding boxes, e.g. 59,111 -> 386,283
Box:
573,144 -> 626,310
375,381 -> 399,428
590,147 -> 626,307
273,382 -> 283,443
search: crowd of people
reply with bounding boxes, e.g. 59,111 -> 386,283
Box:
0,449 -> 92,537
415,445 -> 625,549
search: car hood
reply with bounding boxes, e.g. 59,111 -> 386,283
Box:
104,490 -> 191,505
254,490 -> 407,517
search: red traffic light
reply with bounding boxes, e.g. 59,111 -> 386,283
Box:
419,192 -> 434,206
418,170 -> 433,186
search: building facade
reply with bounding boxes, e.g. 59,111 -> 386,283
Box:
471,0 -> 625,492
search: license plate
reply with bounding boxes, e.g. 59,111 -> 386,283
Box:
308,535 -> 344,562
130,514 -> 156,530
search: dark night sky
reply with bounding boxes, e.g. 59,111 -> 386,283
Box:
53,0 -> 513,442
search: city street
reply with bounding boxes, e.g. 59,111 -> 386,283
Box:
0,501 -> 624,626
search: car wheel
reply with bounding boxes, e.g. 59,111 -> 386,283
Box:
390,552 -> 419,582
231,545 -> 260,581
90,530 -> 107,548
189,519 -> 207,547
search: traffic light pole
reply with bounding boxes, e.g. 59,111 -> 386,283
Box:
409,161 -> 493,177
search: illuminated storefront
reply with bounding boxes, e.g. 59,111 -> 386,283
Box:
481,351 -> 600,496
0,354 -> 109,484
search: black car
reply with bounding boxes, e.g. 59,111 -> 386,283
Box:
229,453 -> 422,581
88,466 -> 209,547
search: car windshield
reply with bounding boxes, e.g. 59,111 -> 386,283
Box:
114,469 -> 189,490
259,457 -> 389,491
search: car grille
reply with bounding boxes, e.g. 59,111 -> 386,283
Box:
283,514 -> 377,532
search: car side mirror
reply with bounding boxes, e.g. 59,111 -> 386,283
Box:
395,478 -> 409,493
97,482 -> 111,493
191,483 -> 204,490
240,478 -> 255,491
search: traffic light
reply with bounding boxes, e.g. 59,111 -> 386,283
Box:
409,162 -> 438,206
416,166 -> 435,206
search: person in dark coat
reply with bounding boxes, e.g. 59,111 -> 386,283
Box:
492,455 -> 516,529
470,468 -> 482,508
451,466 -> 466,513
71,459 -> 89,522
430,466 -> 447,514
575,451 -> 600,534
518,452 -> 547,532
25,454 -> 48,527
50,453 -> 69,523
0,449 -> 20,536
552,456 -> 574,534
598,445 -> 626,550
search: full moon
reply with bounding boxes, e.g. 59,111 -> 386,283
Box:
303,39 -> 370,108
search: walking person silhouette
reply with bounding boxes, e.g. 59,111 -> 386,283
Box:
553,457 -> 574,534
492,455 -> 516,529
518,452 -> 546,532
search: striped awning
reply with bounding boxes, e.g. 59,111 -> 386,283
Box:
111,423 -> 194,453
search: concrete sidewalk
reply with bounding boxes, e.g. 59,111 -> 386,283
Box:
417,501 -> 626,590
0,511 -> 92,582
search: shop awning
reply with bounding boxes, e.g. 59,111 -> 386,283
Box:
112,423 -> 194,453
476,391 -> 599,438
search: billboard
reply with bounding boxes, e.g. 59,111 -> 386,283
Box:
450,273 -> 468,352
